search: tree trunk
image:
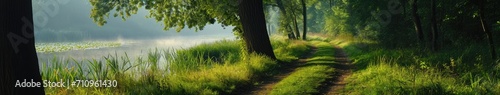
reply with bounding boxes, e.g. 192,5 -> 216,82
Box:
292,12 -> 301,39
430,0 -> 439,51
267,24 -> 271,35
301,0 -> 307,40
330,0 -> 332,8
411,0 -> 424,41
477,0 -> 496,60
288,25 -> 296,39
276,0 -> 295,39
402,0 -> 406,15
238,0 -> 277,60
1,0 -> 45,94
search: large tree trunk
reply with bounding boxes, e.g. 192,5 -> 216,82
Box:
1,0 -> 45,94
477,0 -> 496,60
411,0 -> 424,41
238,0 -> 277,60
301,0 -> 307,40
430,0 -> 439,50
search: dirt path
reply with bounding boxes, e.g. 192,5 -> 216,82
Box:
240,46 -> 318,95
320,47 -> 354,95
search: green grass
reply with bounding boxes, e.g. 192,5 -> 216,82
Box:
270,65 -> 334,95
169,40 -> 241,73
343,56 -> 500,94
41,37 -> 310,94
272,36 -> 311,62
270,40 -> 337,95
330,35 -> 500,94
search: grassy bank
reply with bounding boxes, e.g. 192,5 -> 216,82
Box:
329,34 -> 500,94
41,38 -> 310,94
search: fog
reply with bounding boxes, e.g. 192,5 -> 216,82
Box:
32,0 -> 235,42
32,0 -> 236,65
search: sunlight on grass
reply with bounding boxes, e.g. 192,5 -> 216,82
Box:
270,38 -> 337,95
272,38 -> 310,62
270,65 -> 334,95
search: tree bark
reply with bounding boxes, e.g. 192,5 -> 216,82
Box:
477,0 -> 496,60
411,0 -> 424,41
292,11 -> 301,39
430,0 -> 439,50
1,0 -> 45,94
238,0 -> 277,60
301,0 -> 307,40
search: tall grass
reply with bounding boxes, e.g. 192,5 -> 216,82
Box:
332,34 -> 500,94
41,38 -> 308,94
271,38 -> 310,62
169,40 -> 241,73
343,56 -> 500,94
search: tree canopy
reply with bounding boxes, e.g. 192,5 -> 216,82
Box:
89,0 -> 240,32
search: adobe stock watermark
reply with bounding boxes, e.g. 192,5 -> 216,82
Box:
371,0 -> 403,27
7,0 -> 69,53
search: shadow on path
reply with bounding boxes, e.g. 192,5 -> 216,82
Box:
318,46 -> 354,95
236,46 -> 318,95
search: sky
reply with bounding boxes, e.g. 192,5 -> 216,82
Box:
32,0 -> 235,42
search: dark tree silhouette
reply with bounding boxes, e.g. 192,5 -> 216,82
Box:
411,0 -> 424,41
430,0 -> 439,50
473,0 -> 496,59
1,0 -> 45,94
239,0 -> 277,59
301,0 -> 307,40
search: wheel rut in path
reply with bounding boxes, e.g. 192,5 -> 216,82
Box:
318,46 -> 354,95
240,46 -> 318,95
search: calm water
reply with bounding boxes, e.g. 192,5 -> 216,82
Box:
36,34 -> 235,70
32,0 -> 238,71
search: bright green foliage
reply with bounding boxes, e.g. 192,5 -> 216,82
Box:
89,0 -> 240,32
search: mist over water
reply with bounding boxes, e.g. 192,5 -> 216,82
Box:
33,0 -> 236,69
